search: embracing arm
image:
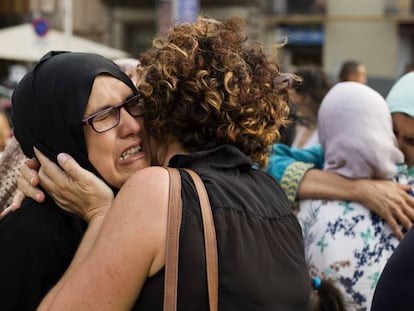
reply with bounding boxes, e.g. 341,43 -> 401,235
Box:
38,214 -> 107,310
34,151 -> 169,311
298,169 -> 414,240
267,143 -> 414,240
27,150 -> 113,310
267,144 -> 324,181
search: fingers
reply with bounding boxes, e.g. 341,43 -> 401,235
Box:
34,148 -> 69,186
403,190 -> 414,211
0,190 -> 28,219
396,211 -> 412,231
33,147 -> 57,170
19,155 -> 45,202
397,183 -> 412,190
57,153 -> 88,180
33,149 -> 113,221
383,190 -> 414,240
0,206 -> 12,219
20,159 -> 40,187
17,168 -> 45,203
390,208 -> 410,240
26,157 -> 40,170
397,194 -> 414,228
34,149 -> 94,187
383,212 -> 403,241
10,190 -> 25,210
56,152 -> 100,189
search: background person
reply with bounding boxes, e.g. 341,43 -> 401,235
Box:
296,82 -> 408,310
338,60 -> 367,84
267,71 -> 414,240
370,71 -> 414,311
289,65 -> 331,148
387,71 -> 414,177
113,57 -> 140,85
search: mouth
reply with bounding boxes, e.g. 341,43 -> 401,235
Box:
120,145 -> 142,161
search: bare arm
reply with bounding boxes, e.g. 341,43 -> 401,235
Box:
33,150 -> 169,310
25,149 -> 113,309
298,169 -> 414,240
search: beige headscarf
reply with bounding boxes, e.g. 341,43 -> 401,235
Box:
318,82 -> 403,179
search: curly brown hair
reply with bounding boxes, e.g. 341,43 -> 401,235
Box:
138,16 -> 291,168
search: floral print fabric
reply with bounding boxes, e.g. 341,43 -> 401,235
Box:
296,166 -> 413,311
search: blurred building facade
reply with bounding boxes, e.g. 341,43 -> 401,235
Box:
1,0 -> 414,94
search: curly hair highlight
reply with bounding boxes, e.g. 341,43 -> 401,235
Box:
138,16 -> 292,168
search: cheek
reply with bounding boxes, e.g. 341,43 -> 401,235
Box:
405,146 -> 414,162
85,132 -> 116,181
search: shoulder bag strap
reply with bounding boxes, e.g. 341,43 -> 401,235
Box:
163,167 -> 219,311
163,167 -> 182,311
184,168 -> 219,311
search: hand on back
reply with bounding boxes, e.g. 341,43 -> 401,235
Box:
356,179 -> 414,240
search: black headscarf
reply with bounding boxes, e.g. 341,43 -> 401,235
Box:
12,51 -> 138,183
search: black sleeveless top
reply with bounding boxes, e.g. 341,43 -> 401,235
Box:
134,145 -> 311,310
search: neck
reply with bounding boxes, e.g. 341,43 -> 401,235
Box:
159,141 -> 189,166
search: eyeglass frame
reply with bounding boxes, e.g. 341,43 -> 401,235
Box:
82,94 -> 144,133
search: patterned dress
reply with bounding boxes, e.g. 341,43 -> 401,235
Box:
296,166 -> 414,311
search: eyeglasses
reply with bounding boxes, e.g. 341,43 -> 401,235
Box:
82,94 -> 144,133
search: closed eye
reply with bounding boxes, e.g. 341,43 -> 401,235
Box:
90,107 -> 115,121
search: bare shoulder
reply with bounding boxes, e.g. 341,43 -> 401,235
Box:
121,166 -> 170,195
114,166 -> 170,217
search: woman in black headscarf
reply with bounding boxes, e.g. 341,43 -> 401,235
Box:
0,51 -> 149,311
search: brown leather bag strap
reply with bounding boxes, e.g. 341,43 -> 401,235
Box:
163,167 -> 218,311
184,169 -> 219,311
163,167 -> 182,311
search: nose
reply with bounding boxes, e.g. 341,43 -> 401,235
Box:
118,107 -> 141,137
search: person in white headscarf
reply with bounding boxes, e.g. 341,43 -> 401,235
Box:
296,82 -> 412,311
369,72 -> 414,311
386,71 -> 414,177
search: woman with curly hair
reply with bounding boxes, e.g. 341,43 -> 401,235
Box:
29,16 -> 312,310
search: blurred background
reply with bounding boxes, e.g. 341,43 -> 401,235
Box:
1,0 -> 414,117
